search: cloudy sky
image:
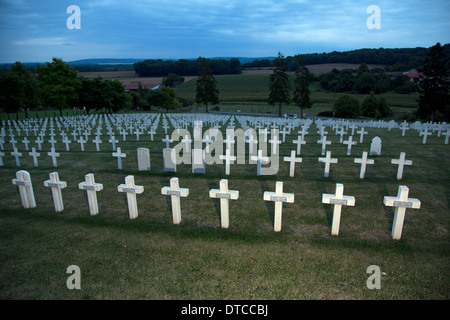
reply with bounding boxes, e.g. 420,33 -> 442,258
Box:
0,0 -> 449,63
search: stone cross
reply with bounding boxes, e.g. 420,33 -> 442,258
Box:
12,170 -> 36,209
383,185 -> 421,240
11,147 -> 22,167
92,136 -> 102,152
47,147 -> 60,167
62,136 -> 71,151
118,175 -> 144,219
354,151 -> 374,179
442,129 -> 450,145
77,136 -> 87,151
109,136 -> 118,151
283,150 -> 303,177
343,135 -> 357,155
35,136 -> 43,150
263,181 -> 294,232
251,149 -> 269,176
112,147 -> 126,170
318,151 -> 338,178
317,135 -> 331,155
391,152 -> 412,180
209,179 -> 239,229
268,130 -> 281,154
78,173 -> 103,216
357,127 -> 368,143
322,183 -> 355,236
419,127 -> 432,144
293,135 -> 306,155
44,172 -> 67,212
22,137 -> 30,150
219,148 -> 236,176
29,147 -> 40,167
161,177 -> 189,225
0,150 -> 4,166
162,135 -> 173,149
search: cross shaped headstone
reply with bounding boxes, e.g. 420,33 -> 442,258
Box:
317,135 -> 331,155
343,135 -> 357,155
322,183 -> 355,236
354,151 -> 374,179
391,152 -> 412,180
443,129 -> 450,145
400,121 -> 409,137
251,149 -> 269,176
109,136 -> 118,151
219,148 -> 236,176
162,135 -> 173,149
48,136 -> 57,149
383,185 -> 421,240
78,173 -> 103,216
29,147 -> 40,167
318,151 -> 338,178
268,130 -> 281,154
293,135 -> 306,155
117,175 -> 144,219
0,150 -> 4,166
263,181 -> 294,232
161,177 -> 189,225
47,147 -> 60,167
22,137 -> 30,150
77,136 -> 87,151
419,127 -> 432,144
12,170 -> 36,208
35,136 -> 43,151
92,136 -> 102,152
62,136 -> 71,151
209,179 -> 239,228
357,127 -> 368,144
44,172 -> 67,212
283,150 -> 303,177
11,147 -> 22,167
112,147 -> 126,170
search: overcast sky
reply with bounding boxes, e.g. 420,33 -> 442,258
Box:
0,0 -> 449,63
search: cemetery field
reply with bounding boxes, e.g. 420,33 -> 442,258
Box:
0,113 -> 449,300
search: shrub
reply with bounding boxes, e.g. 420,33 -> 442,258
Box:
334,95 -> 361,118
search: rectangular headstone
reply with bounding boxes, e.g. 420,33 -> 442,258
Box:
163,148 -> 177,173
137,148 -> 150,171
192,148 -> 205,174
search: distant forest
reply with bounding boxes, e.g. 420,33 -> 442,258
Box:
244,44 -> 450,72
1,44 -> 448,74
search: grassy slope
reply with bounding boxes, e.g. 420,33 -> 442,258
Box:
0,117 -> 449,299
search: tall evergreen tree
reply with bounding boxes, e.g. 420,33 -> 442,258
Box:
293,59 -> 312,118
269,52 -> 291,117
195,57 -> 219,112
417,42 -> 450,121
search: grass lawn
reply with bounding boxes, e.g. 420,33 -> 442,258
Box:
177,73 -> 419,119
0,112 -> 449,300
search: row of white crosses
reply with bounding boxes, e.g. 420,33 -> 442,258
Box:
11,170 -> 421,239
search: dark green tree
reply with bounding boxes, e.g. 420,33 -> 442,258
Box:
361,91 -> 390,119
293,59 -> 312,118
36,58 -> 82,116
0,62 -> 39,117
269,52 -> 291,116
162,73 -> 185,88
196,57 -> 219,112
334,95 -> 361,118
417,42 -> 450,121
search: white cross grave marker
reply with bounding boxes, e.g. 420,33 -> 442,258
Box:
92,136 -> 102,152
47,147 -> 60,167
343,135 -> 357,155
354,151 -> 374,179
317,135 -> 331,155
383,185 -> 421,240
391,152 -> 412,180
318,151 -> 338,178
112,147 -> 126,170
118,175 -> 144,219
77,136 -> 86,151
263,181 -> 294,232
322,183 -> 355,236
44,172 -> 67,212
161,177 -> 189,225
251,149 -> 269,176
209,179 -> 239,229
29,147 -> 40,167
11,147 -> 22,167
219,148 -> 236,176
78,173 -> 103,216
357,127 -> 368,143
283,150 -> 303,177
12,170 -> 36,209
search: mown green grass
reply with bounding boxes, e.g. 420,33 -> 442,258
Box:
177,73 -> 418,119
0,114 -> 449,299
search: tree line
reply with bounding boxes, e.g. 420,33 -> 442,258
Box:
134,58 -> 241,77
0,58 -> 187,116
